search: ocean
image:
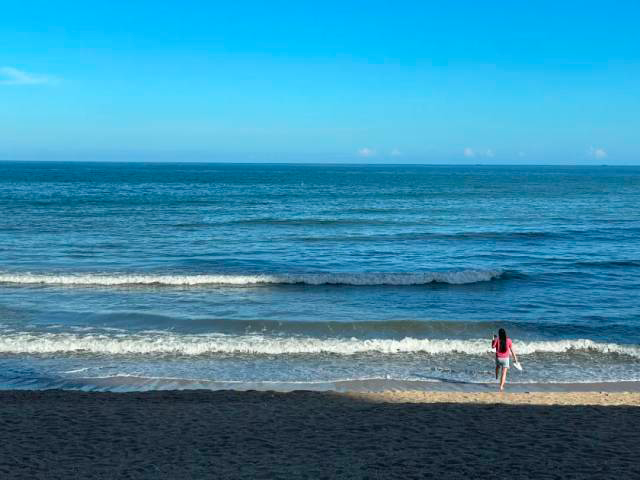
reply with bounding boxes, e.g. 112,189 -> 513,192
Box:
1,161 -> 639,391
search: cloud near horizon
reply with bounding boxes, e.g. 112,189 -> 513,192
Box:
0,66 -> 57,85
357,147 -> 376,157
587,146 -> 608,159
464,147 -> 496,158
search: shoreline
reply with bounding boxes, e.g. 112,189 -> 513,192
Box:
14,375 -> 640,393
335,378 -> 640,393
3,388 -> 640,404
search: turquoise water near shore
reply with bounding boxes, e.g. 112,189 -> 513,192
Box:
1,162 -> 639,390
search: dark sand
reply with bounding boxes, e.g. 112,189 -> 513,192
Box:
1,390 -> 639,479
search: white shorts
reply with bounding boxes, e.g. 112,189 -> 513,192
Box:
496,357 -> 510,368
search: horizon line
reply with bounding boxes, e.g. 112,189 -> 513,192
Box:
0,159 -> 637,167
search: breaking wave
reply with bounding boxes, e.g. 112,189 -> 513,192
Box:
0,269 -> 504,287
1,333 -> 638,357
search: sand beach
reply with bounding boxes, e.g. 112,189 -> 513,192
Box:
1,389 -> 639,479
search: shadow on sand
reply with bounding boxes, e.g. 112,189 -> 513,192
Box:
1,389 -> 639,479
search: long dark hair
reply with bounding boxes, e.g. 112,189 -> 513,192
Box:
498,328 -> 507,353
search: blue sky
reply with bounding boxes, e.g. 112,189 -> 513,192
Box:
1,1 -> 639,163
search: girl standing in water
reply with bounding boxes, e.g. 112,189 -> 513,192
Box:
492,328 -> 519,391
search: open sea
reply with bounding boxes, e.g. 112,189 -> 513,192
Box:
1,161 -> 639,391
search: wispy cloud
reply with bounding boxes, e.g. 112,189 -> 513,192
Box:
390,148 -> 402,157
0,66 -> 58,85
357,147 -> 376,157
464,147 -> 495,158
587,146 -> 607,159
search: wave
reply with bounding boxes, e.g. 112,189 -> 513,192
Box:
297,231 -> 557,243
172,218 -> 411,228
224,218 -> 407,227
573,260 -> 640,268
0,269 -> 504,287
1,333 -> 638,357
44,315 -> 636,340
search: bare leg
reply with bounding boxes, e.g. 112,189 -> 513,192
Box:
499,367 -> 508,391
495,365 -> 500,380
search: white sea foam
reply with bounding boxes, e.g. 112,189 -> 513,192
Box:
60,367 -> 92,374
0,270 -> 502,286
1,333 -> 638,357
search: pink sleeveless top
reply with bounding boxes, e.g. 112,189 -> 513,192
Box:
492,338 -> 512,358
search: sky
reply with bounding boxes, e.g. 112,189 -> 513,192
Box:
1,1 -> 639,164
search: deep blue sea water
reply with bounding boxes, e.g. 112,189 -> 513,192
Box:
1,161 -> 639,390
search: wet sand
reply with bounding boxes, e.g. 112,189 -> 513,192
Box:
1,389 -> 639,479
63,375 -> 640,393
